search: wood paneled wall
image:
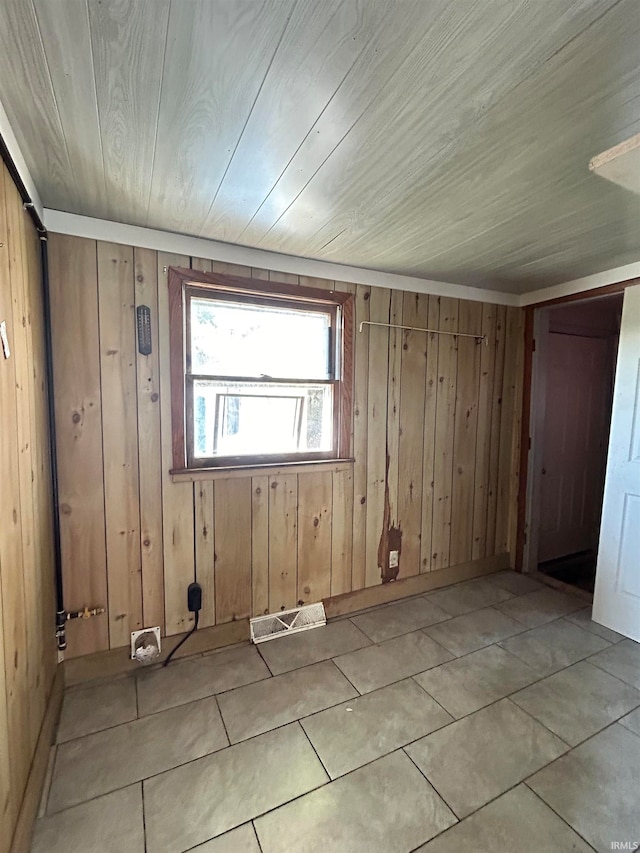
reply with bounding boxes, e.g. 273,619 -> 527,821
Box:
48,234 -> 524,659
0,163 -> 57,852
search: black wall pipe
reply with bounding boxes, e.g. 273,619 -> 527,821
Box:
0,132 -> 66,650
40,238 -> 67,651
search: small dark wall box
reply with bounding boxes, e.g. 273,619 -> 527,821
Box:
137,305 -> 152,355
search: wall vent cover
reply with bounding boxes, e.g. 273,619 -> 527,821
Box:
250,602 -> 326,644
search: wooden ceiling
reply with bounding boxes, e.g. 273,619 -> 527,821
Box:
0,0 -> 638,294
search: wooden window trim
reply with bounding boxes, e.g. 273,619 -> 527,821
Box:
168,267 -> 354,471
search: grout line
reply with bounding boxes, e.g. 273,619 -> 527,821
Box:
251,820 -> 265,853
140,780 -> 147,853
523,782 -> 599,851
299,721 -> 332,780
45,654 -> 638,834
402,746 -> 461,821
48,580 -> 624,832
215,692 -> 232,748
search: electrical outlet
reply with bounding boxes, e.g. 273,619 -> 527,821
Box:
389,550 -> 399,569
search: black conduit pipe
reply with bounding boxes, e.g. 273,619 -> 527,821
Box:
0,132 -> 66,650
40,238 -> 67,651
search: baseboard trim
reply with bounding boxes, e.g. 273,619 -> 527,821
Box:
10,666 -> 64,853
64,618 -> 250,687
324,554 -> 511,618
64,557 -> 512,684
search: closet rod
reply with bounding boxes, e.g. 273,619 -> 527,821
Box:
358,320 -> 487,344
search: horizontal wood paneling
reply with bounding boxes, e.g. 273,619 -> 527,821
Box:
48,234 -> 524,658
0,162 -> 57,852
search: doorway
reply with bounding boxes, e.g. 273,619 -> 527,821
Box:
522,292 -> 623,592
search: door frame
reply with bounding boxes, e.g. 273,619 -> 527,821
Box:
515,277 -> 638,573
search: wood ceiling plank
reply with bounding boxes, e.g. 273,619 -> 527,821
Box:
262,0 -> 632,278
147,0 -> 295,236
238,0 -> 449,249
342,10 -> 640,282
32,0 -> 107,216
201,0 -> 391,243
88,0 -> 170,223
0,0 -> 77,206
261,0 -> 607,255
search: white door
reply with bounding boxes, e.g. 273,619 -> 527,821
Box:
538,333 -> 612,562
593,284 -> 640,641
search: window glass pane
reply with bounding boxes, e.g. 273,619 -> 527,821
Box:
193,380 -> 333,458
190,298 -> 330,379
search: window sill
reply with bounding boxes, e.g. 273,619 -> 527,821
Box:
170,458 -> 355,482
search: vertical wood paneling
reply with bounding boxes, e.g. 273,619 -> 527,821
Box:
48,235 -> 523,661
158,251 -> 194,635
450,300 -> 482,566
251,476 -> 270,617
214,478 -> 252,623
365,287 -> 391,586
268,475 -> 298,611
331,468 -> 354,596
351,284 -> 370,590
472,303 -> 497,559
0,166 -> 29,836
0,164 -> 57,850
134,247 -> 164,631
508,310 -> 525,565
431,298 -> 459,570
420,296 -> 440,572
7,176 -> 38,763
49,234 -> 108,656
397,292 -> 428,578
297,471 -> 333,604
386,290 -> 403,534
268,269 -> 299,285
497,306 -> 525,558
97,242 -> 142,646
486,305 -> 507,555
194,481 -> 215,628
191,259 -> 215,627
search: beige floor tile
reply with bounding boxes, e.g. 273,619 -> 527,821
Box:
257,620 -> 371,675
486,571 -> 545,596
529,723 -> 640,852
189,823 -> 261,853
619,706 -> 640,736
512,660 -> 640,745
405,699 -> 567,818
424,607 -> 524,657
587,639 -> 640,689
565,607 -> 625,643
48,696 -> 227,813
351,596 -> 450,643
426,578 -> 514,616
496,588 -> 584,628
56,677 -> 136,742
414,784 -> 593,852
254,750 -> 456,853
499,618 -> 611,675
333,630 -> 452,693
415,644 -> 538,718
137,644 -> 270,716
217,660 -> 357,743
301,678 -> 452,778
31,785 -> 144,853
144,723 -> 328,852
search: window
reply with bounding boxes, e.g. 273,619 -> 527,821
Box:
168,268 -> 353,470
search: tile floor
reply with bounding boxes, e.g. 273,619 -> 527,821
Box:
33,571 -> 640,853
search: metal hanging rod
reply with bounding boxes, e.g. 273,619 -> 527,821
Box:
358,320 -> 487,344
